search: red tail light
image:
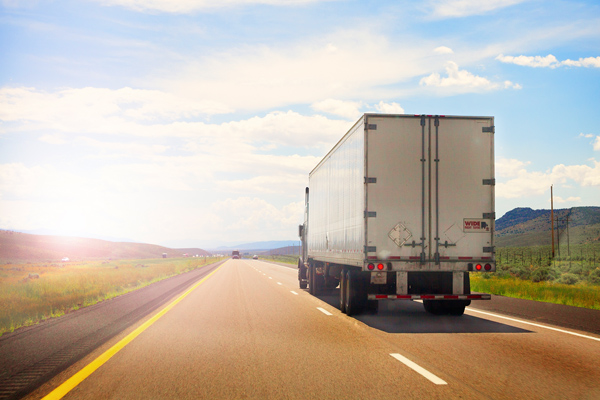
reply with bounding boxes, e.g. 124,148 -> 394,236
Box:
476,264 -> 482,271
368,264 -> 375,270
484,264 -> 492,271
377,263 -> 384,270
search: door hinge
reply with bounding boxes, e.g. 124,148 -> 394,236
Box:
483,212 -> 495,219
365,177 -> 377,184
365,211 -> 377,218
482,126 -> 495,133
483,246 -> 494,253
367,124 -> 377,130
365,246 -> 377,253
483,179 -> 495,185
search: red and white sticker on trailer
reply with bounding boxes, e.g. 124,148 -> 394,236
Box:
463,219 -> 491,233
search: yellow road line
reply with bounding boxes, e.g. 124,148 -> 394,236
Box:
43,262 -> 226,400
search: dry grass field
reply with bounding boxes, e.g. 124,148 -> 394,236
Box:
0,256 -> 224,337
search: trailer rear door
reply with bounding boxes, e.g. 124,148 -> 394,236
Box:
365,115 -> 494,268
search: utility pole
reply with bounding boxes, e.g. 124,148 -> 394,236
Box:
566,214 -> 570,257
551,185 -> 555,258
556,216 -> 561,257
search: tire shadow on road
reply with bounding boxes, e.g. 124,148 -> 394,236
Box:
313,289 -> 530,334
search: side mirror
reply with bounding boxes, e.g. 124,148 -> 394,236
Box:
298,224 -> 304,238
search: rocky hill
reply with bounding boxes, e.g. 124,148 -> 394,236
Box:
0,230 -> 210,263
495,206 -> 600,247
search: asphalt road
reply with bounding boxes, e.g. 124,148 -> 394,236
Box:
21,259 -> 600,400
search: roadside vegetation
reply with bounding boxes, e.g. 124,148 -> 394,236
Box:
259,255 -> 299,265
0,256 -> 224,337
471,243 -> 600,310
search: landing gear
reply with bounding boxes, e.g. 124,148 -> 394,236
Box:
308,263 -> 323,295
298,259 -> 308,289
339,269 -> 347,313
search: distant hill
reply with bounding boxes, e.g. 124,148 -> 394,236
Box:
212,240 -> 299,251
0,230 -> 210,263
495,206 -> 600,247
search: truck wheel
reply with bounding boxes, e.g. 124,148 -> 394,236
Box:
423,300 -> 444,315
444,300 -> 468,316
345,270 -> 366,316
339,270 -> 347,313
446,304 -> 466,316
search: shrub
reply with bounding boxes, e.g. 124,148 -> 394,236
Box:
556,273 -> 579,285
531,267 -> 550,282
589,269 -> 600,285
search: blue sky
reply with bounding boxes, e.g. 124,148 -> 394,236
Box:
1,0 -> 599,248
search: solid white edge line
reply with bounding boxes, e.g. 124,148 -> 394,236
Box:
277,282 -> 282,285
466,308 -> 600,342
317,307 -> 333,316
390,353 -> 447,385
290,291 -> 298,295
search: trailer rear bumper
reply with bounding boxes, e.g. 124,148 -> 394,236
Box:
368,294 -> 491,300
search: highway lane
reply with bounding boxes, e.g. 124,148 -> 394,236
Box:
31,259 -> 600,399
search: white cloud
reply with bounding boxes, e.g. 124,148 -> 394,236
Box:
496,158 -> 600,199
156,30 -> 430,111
0,87 -> 348,149
496,54 -> 600,68
38,133 -> 68,145
311,99 -> 406,118
434,46 -> 454,54
579,133 -> 594,139
594,136 -> 600,151
374,101 -> 405,114
92,0 -> 332,13
560,57 -> 600,68
554,196 -> 581,204
496,54 -> 558,68
311,99 -> 363,120
419,61 -> 521,93
496,157 -> 531,178
428,0 -> 528,19
0,86 -> 233,136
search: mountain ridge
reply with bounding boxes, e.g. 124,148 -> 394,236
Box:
495,206 -> 600,247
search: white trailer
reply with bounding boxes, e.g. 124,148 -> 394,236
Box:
298,114 -> 495,316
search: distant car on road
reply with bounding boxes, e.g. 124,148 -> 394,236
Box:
253,255 -> 258,260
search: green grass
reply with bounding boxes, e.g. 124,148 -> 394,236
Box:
260,255 -> 299,265
471,274 -> 600,310
0,256 -> 225,337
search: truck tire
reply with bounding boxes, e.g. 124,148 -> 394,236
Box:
443,300 -> 469,316
308,264 -> 316,295
423,300 -> 444,315
339,270 -> 347,313
344,270 -> 366,316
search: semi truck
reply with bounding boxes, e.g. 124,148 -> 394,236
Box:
232,250 -> 240,259
298,114 -> 495,316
